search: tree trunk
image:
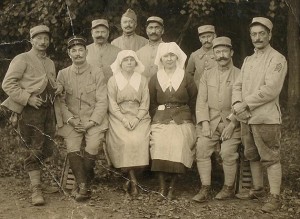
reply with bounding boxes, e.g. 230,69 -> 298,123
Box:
287,0 -> 300,118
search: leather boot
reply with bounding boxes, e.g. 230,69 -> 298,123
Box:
192,185 -> 211,203
68,152 -> 90,202
28,170 -> 45,206
83,151 -> 96,187
215,185 -> 235,200
31,184 -> 45,206
262,194 -> 281,213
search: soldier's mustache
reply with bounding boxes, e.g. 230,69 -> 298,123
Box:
149,33 -> 158,36
254,40 -> 263,43
216,57 -> 228,61
96,36 -> 105,40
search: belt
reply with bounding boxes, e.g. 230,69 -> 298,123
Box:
164,103 -> 186,108
157,103 -> 187,110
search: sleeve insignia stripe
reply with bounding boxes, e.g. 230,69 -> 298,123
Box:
274,63 -> 282,72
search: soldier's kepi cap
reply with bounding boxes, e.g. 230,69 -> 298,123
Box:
122,9 -> 137,22
67,36 -> 87,49
92,19 -> 109,29
198,25 -> 215,35
30,25 -> 50,38
146,16 -> 164,27
250,17 -> 273,31
212,36 -> 232,49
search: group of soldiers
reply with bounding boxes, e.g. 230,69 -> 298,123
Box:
1,8 -> 287,214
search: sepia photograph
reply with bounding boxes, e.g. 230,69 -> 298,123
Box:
0,0 -> 299,218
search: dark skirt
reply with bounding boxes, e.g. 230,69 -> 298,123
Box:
151,159 -> 186,174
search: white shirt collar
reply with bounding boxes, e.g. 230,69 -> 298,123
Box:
114,72 -> 141,92
157,67 -> 184,92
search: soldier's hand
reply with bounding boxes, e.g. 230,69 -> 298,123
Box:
28,95 -> 43,109
69,118 -> 85,132
202,121 -> 212,138
83,121 -> 96,131
221,122 -> 235,141
74,124 -> 86,133
233,102 -> 248,115
236,110 -> 251,122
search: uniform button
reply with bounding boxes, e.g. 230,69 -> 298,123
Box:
204,68 -> 207,70
219,99 -> 221,102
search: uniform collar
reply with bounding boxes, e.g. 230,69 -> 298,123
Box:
254,44 -> 271,55
218,60 -> 233,72
122,32 -> 136,38
71,61 -> 90,74
198,47 -> 214,59
148,39 -> 163,47
30,48 -> 47,59
94,42 -> 108,48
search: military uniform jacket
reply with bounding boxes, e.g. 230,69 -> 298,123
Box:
232,45 -> 287,124
111,33 -> 148,51
86,43 -> 121,83
196,63 -> 240,134
56,62 -> 108,136
136,40 -> 163,81
186,47 -> 217,88
1,49 -> 61,119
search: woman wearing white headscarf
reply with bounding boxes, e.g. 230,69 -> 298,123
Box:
107,50 -> 151,196
149,42 -> 197,200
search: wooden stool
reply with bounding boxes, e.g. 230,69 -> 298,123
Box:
236,144 -> 252,194
60,155 -> 76,190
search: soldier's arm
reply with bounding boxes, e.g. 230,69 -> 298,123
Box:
2,56 -> 31,106
56,70 -> 74,123
244,55 -> 287,110
196,71 -> 209,125
89,69 -> 108,125
232,58 -> 247,105
186,53 -> 196,77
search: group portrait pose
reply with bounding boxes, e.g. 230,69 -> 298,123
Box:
1,7 -> 287,215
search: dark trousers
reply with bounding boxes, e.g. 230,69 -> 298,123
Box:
19,105 -> 55,171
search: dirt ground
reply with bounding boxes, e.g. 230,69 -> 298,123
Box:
0,167 -> 298,219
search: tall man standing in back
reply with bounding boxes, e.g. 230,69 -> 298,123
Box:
111,9 -> 147,51
136,16 -> 164,81
86,19 -> 121,83
232,17 -> 287,213
186,25 -> 217,88
2,25 -> 60,206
